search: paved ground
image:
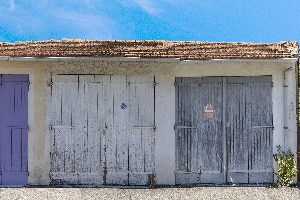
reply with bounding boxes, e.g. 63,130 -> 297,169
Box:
0,186 -> 300,200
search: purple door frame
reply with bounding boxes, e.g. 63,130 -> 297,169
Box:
0,75 -> 28,186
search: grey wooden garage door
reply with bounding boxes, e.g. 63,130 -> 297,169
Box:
175,76 -> 273,184
49,75 -> 155,186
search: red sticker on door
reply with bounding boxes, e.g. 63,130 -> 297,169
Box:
204,104 -> 215,118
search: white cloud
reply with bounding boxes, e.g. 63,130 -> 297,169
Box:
48,9 -> 116,39
0,1 -> 119,41
133,0 -> 161,15
118,0 -> 162,15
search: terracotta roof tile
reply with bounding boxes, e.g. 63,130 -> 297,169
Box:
0,40 -> 298,60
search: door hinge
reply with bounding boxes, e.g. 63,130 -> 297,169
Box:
47,81 -> 53,86
49,125 -> 76,130
132,126 -> 156,130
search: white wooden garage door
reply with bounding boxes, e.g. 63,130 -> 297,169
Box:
49,75 -> 155,186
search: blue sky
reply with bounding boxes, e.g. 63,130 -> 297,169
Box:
0,0 -> 299,43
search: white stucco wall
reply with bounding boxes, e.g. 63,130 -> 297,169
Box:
0,58 -> 298,185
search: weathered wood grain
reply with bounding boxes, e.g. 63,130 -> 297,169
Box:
175,77 -> 224,184
50,75 -> 105,184
50,75 -> 155,186
105,75 -> 155,185
175,76 -> 273,184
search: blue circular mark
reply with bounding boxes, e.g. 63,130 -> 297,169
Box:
121,103 -> 127,109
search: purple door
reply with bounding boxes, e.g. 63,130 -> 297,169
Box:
0,75 -> 28,186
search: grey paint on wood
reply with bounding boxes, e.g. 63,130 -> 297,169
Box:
175,77 -> 224,184
50,75 -> 155,186
175,76 -> 273,184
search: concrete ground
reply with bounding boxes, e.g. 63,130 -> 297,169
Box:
0,185 -> 300,200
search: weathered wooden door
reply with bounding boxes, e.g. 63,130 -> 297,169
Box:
175,77 -> 224,184
105,76 -> 155,185
50,75 -> 109,185
226,76 -> 273,183
175,76 -> 273,184
0,75 -> 28,186
50,75 -> 155,186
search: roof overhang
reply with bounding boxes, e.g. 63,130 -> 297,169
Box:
0,56 -> 298,64
0,40 -> 298,60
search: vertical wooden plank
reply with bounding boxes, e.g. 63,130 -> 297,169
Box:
21,129 -> 28,173
86,77 -> 98,183
2,79 -> 14,127
74,76 -> 85,177
226,77 -> 249,184
64,129 -> 74,174
50,76 -> 63,175
81,75 -> 103,184
86,82 -> 100,174
175,81 -> 191,173
52,128 -> 65,173
1,128 -> 12,172
76,76 -> 89,175
20,80 -> 29,174
101,75 -> 111,184
11,129 -> 22,172
128,78 -> 144,179
1,79 -> 13,174
62,76 -> 77,175
104,75 -> 118,184
114,76 -> 129,178
97,75 -> 111,185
